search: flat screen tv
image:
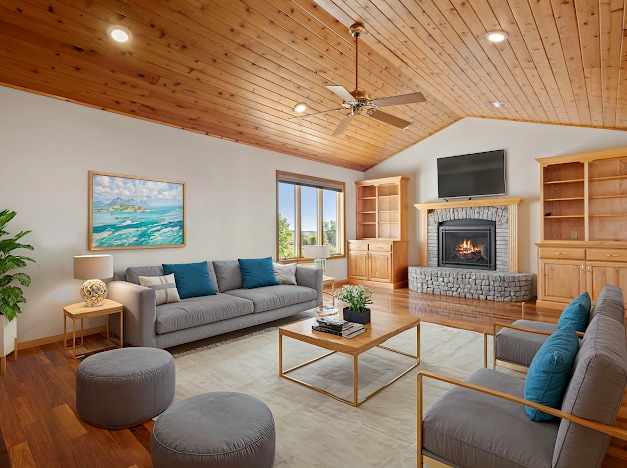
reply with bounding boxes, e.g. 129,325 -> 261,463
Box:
437,149 -> 506,199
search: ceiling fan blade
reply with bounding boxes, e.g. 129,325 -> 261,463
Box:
373,92 -> 426,107
333,113 -> 355,135
288,108 -> 344,120
326,85 -> 356,103
369,110 -> 412,130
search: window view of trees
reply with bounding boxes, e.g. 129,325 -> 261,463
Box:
277,173 -> 344,261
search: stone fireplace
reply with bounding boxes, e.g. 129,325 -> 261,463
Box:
410,198 -> 533,302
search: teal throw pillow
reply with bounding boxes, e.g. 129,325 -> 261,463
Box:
557,292 -> 591,332
162,261 -> 216,299
524,324 -> 579,421
238,257 -> 279,289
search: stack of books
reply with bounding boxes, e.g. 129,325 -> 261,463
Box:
312,317 -> 366,338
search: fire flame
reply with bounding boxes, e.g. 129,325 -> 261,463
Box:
456,239 -> 484,256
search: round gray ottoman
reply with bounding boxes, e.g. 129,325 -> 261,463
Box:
151,392 -> 275,468
76,347 -> 175,428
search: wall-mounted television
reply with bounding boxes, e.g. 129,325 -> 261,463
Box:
437,149 -> 506,199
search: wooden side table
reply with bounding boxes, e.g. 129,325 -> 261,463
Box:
63,298 -> 123,358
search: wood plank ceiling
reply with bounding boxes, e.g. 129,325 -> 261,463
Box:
1,0 -> 626,171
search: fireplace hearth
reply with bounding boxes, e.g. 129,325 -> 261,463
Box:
439,219 -> 496,270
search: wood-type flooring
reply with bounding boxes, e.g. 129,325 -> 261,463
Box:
1,288 -> 626,467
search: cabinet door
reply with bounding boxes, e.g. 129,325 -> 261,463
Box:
538,259 -> 585,304
369,251 -> 392,283
586,262 -> 627,307
348,250 -> 369,280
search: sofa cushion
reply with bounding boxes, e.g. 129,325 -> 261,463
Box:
239,257 -> 279,289
225,285 -> 317,313
422,368 -> 559,468
589,284 -> 625,325
273,263 -> 297,285
126,265 -> 164,285
557,292 -> 591,332
163,262 -> 216,299
213,260 -> 243,293
155,294 -> 254,334
139,274 -> 180,305
524,325 -> 579,422
495,320 -> 558,368
553,314 -> 627,466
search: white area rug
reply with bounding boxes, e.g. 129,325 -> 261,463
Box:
173,321 -> 494,467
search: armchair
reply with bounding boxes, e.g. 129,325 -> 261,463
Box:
418,313 -> 627,468
485,284 -> 624,372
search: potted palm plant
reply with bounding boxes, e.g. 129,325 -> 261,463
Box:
333,284 -> 373,324
0,209 -> 35,371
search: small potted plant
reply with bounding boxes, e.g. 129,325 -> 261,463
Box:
333,284 -> 373,324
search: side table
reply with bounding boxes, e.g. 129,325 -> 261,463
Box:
63,298 -> 123,358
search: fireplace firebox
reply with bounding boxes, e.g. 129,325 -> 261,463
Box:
438,219 -> 496,270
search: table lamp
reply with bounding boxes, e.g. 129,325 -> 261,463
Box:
303,245 -> 331,275
74,255 -> 113,307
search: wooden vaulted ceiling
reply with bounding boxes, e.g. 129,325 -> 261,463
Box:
1,1 -> 626,171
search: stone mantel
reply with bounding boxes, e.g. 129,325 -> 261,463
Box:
414,197 -> 524,272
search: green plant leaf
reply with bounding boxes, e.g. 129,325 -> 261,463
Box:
0,210 -> 35,320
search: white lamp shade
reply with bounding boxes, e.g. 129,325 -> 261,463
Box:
74,255 -> 113,280
303,245 -> 331,259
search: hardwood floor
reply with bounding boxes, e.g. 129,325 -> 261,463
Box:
1,289 -> 626,467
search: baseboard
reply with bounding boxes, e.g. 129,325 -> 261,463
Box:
17,325 -> 107,350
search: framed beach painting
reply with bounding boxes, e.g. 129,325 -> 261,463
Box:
88,171 -> 186,250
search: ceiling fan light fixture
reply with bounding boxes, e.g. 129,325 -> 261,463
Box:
107,25 -> 132,43
293,103 -> 307,113
486,30 -> 509,42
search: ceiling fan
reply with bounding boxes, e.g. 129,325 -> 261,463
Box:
294,23 -> 427,136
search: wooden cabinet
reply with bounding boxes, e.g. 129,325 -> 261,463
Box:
347,240 -> 408,289
537,147 -> 627,309
355,176 -> 408,240
349,176 -> 409,289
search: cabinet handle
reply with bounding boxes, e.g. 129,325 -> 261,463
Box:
555,252 -> 570,255
605,253 -> 620,257
588,265 -> 591,272
581,264 -> 585,271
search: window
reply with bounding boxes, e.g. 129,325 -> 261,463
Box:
277,171 -> 345,262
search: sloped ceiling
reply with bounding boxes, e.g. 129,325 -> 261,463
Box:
1,0 -> 625,171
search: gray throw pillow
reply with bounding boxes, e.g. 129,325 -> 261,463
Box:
273,263 -> 297,285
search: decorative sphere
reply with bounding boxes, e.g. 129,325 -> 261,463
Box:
80,279 -> 108,307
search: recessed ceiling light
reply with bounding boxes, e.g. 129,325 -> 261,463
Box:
293,103 -> 307,113
107,25 -> 132,43
492,101 -> 507,108
486,30 -> 509,43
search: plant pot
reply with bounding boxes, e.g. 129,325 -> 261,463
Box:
0,315 -> 17,374
342,307 -> 371,324
0,315 -> 16,357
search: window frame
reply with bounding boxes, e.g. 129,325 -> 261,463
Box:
276,171 -> 346,263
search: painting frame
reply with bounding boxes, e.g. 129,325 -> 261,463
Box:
88,171 -> 186,250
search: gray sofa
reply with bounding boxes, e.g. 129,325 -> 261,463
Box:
107,260 -> 322,349
418,285 -> 627,468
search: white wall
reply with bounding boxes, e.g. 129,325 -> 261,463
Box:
0,86 -> 362,343
365,118 -> 627,274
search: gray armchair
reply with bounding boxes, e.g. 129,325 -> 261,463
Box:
419,313 -> 627,468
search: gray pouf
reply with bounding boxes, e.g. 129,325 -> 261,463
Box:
151,392 -> 275,468
76,347 -> 175,428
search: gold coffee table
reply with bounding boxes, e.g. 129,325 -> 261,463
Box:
279,311 -> 420,406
